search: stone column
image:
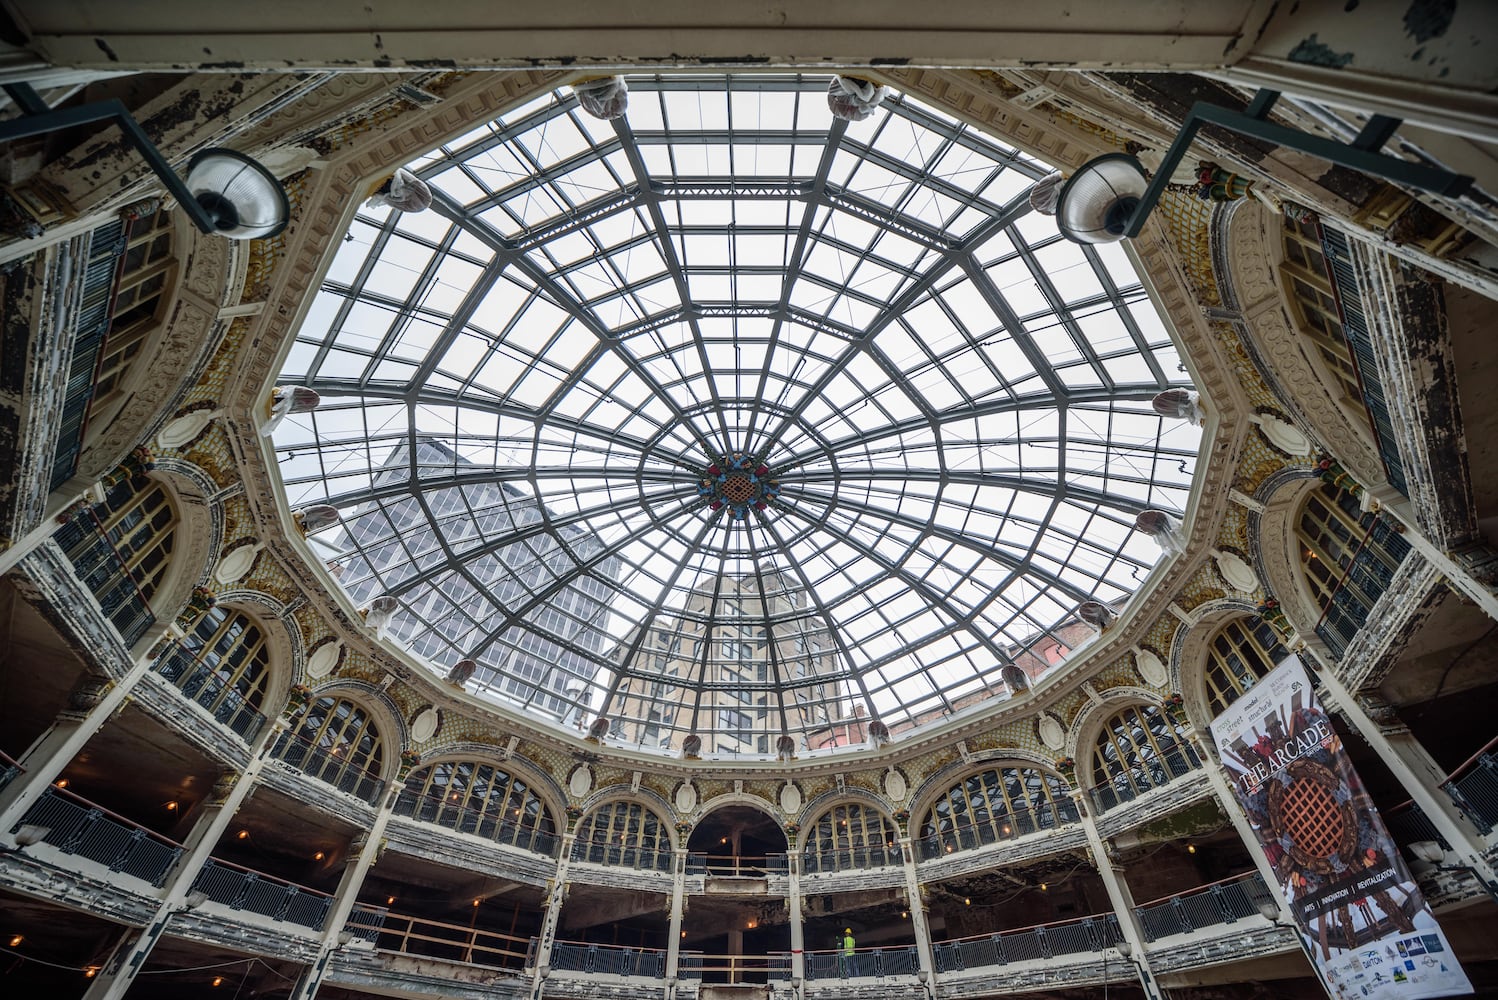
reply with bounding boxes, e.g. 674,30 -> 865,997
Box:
1076,794 -> 1166,1000
897,834 -> 936,984
287,780 -> 402,1000
786,840 -> 805,988
79,718 -> 286,1000
665,843 -> 686,997
0,669 -> 148,841
528,831 -> 575,998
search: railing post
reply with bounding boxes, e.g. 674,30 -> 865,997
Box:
1171,896 -> 1192,936
1035,927 -> 1051,960
1210,884 -> 1234,924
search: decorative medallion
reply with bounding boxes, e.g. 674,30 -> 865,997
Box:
674,781 -> 698,814
778,781 -> 803,816
1134,647 -> 1169,687
1255,413 -> 1312,456
215,540 -> 261,585
1213,550 -> 1258,593
568,763 -> 594,798
157,407 -> 218,449
306,640 -> 343,679
698,451 -> 780,522
1037,712 -> 1067,751
882,767 -> 908,803
410,707 -> 440,743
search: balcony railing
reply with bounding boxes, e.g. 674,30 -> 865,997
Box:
1134,871 -> 1275,942
0,750 -> 20,797
15,785 -> 182,887
1319,226 -> 1407,497
52,219 -> 127,491
804,944 -> 919,980
190,857 -> 333,929
569,840 -> 673,872
152,646 -> 267,743
800,843 -> 903,874
271,731 -> 384,805
1089,744 -> 1202,814
549,940 -> 667,977
347,905 -> 531,968
1442,742 -> 1498,836
393,787 -> 559,856
1384,800 -> 1448,850
54,510 -> 156,649
686,853 -> 788,877
918,799 -> 1082,860
934,913 -> 1124,972
679,951 -> 791,983
1313,514 -> 1410,660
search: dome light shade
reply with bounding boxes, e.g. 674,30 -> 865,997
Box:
184,148 -> 290,240
1054,153 -> 1148,245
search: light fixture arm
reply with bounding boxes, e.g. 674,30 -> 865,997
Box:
0,82 -> 219,234
1121,88 -> 1472,239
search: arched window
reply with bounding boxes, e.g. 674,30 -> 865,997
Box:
56,477 -> 176,647
153,607 -> 271,741
802,803 -> 900,873
90,204 -> 175,425
1280,214 -> 1362,406
918,765 -> 1078,860
1090,704 -> 1200,813
1204,617 -> 1286,717
1296,482 -> 1411,658
572,801 -> 672,871
275,696 -> 385,803
397,760 -> 558,855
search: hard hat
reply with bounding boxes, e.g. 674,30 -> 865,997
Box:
844,928 -> 851,933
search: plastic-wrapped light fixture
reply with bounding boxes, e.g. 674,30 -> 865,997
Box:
184,148 -> 291,240
1053,153 -> 1148,245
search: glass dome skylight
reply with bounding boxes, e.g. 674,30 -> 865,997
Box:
272,75 -> 1200,756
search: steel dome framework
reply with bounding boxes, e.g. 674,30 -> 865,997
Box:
272,74 -> 1199,754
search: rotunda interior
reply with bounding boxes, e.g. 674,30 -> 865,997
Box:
1,5 -> 1498,1000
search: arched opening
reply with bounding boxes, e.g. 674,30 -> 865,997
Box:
273,695 -> 385,803
917,763 -> 1079,860
682,804 -> 791,984
802,802 -> 900,874
1088,703 -> 1200,813
395,758 -> 558,855
152,605 -> 272,742
1202,615 -> 1287,718
1295,481 -> 1411,658
55,475 -> 176,647
572,800 -> 673,872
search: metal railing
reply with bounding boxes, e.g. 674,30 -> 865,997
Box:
347,905 -> 531,968
393,786 -> 559,857
934,913 -> 1123,972
1312,513 -> 1410,660
804,944 -> 919,980
54,510 -> 156,649
1134,871 -> 1275,942
0,750 -> 20,797
679,951 -> 791,983
800,843 -> 903,874
1089,744 -> 1202,814
569,840 -> 673,872
686,853 -> 788,876
271,730 -> 385,804
190,857 -> 333,929
152,645 -> 266,743
1384,800 -> 1449,850
1442,744 -> 1498,836
549,941 -> 667,977
15,785 -> 182,887
52,219 -> 127,491
918,799 -> 1082,860
1319,225 -> 1408,497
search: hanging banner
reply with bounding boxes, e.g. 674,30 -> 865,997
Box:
1209,655 -> 1471,1000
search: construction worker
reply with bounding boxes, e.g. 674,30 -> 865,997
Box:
840,927 -> 855,976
